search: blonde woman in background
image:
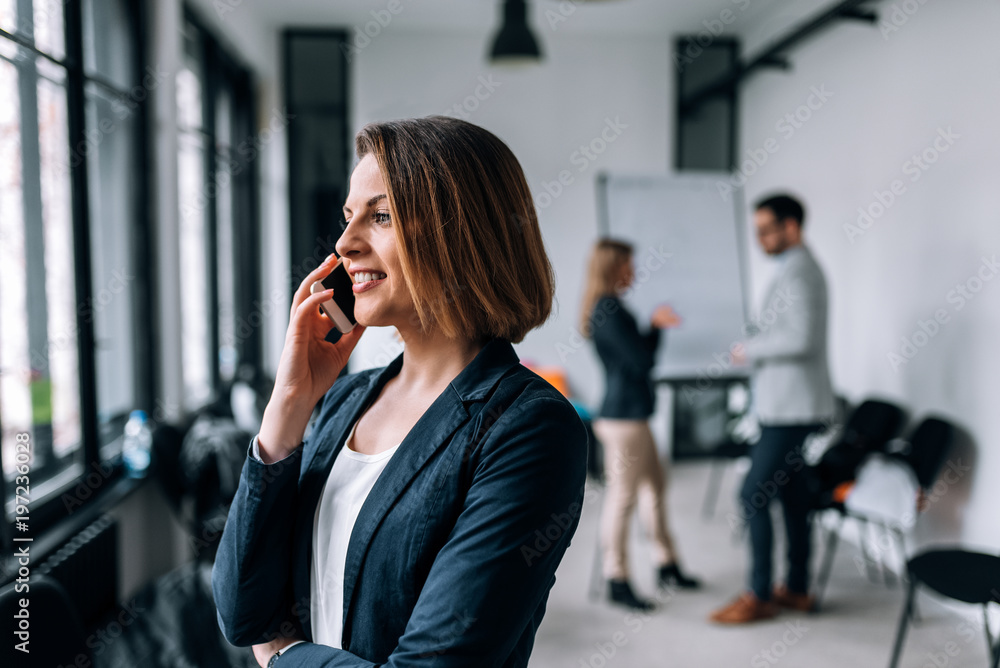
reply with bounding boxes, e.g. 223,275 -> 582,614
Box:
580,238 -> 701,611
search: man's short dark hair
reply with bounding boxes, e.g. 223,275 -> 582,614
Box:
755,194 -> 805,228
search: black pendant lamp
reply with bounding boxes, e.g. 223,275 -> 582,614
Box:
489,0 -> 543,64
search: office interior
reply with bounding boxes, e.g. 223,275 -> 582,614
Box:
1,0 -> 998,666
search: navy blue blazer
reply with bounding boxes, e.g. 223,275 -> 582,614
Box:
589,294 -> 662,420
212,336 -> 588,666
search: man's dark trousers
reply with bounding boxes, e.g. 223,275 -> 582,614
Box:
739,423 -> 823,600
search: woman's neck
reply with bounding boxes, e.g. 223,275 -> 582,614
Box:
391,328 -> 486,395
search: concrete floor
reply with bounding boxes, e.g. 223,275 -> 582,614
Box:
529,460 -> 994,668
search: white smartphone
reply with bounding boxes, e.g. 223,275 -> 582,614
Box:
310,258 -> 357,334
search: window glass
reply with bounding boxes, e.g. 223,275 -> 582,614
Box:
85,81 -> 139,455
0,51 -> 82,497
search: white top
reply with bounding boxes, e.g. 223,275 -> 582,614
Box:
249,419 -> 400,649
310,418 -> 400,648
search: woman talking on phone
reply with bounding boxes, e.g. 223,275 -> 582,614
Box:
580,238 -> 701,611
212,117 -> 588,667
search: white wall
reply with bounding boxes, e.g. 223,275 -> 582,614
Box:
736,0 -> 1000,549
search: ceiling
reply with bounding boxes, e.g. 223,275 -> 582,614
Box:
226,0 -> 828,38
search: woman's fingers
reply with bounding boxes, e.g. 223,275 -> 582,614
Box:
290,253 -> 341,316
291,287 -> 335,327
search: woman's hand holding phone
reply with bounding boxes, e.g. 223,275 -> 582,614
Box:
258,253 -> 366,462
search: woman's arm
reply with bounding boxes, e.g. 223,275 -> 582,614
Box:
212,440 -> 305,646
212,382 -> 339,646
212,253 -> 367,647
213,374 -> 367,647
267,394 -> 589,667
591,297 -> 662,375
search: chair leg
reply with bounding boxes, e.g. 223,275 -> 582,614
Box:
983,604 -> 999,668
893,527 -> 907,562
891,527 -> 908,589
813,513 -> 842,612
880,525 -> 896,589
702,459 -> 726,520
858,519 -> 880,584
895,533 -> 919,621
888,579 -> 917,668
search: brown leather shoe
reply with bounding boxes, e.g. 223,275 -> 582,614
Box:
709,592 -> 779,624
772,584 -> 816,612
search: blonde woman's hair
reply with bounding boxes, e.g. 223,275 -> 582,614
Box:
579,238 -> 633,339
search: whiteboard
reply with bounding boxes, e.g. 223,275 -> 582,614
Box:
597,172 -> 750,380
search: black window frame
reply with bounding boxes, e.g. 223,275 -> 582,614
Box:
0,1 -> 262,551
0,0 -> 154,542
283,28 -> 350,301
179,6 -> 262,407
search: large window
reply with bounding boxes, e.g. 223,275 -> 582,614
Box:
177,13 -> 259,411
0,0 -> 149,532
0,2 -> 259,538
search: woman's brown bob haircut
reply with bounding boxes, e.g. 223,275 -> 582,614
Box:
355,116 -> 554,344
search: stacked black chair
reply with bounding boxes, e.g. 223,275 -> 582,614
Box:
897,417 -> 955,489
811,399 -> 906,608
813,411 -> 956,610
888,549 -> 1000,668
0,575 -> 91,668
811,399 -> 907,507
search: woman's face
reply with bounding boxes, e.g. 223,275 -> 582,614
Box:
616,256 -> 634,291
335,154 -> 416,329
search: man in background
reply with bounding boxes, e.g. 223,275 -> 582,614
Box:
710,194 -> 836,624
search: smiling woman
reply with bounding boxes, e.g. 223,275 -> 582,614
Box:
345,116 -> 555,343
212,116 -> 588,668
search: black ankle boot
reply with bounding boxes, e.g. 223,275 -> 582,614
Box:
657,562 -> 702,590
608,579 -> 655,611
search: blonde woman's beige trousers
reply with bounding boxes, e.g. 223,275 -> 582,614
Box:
592,417 -> 677,579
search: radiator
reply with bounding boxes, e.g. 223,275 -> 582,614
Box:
36,514 -> 119,629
